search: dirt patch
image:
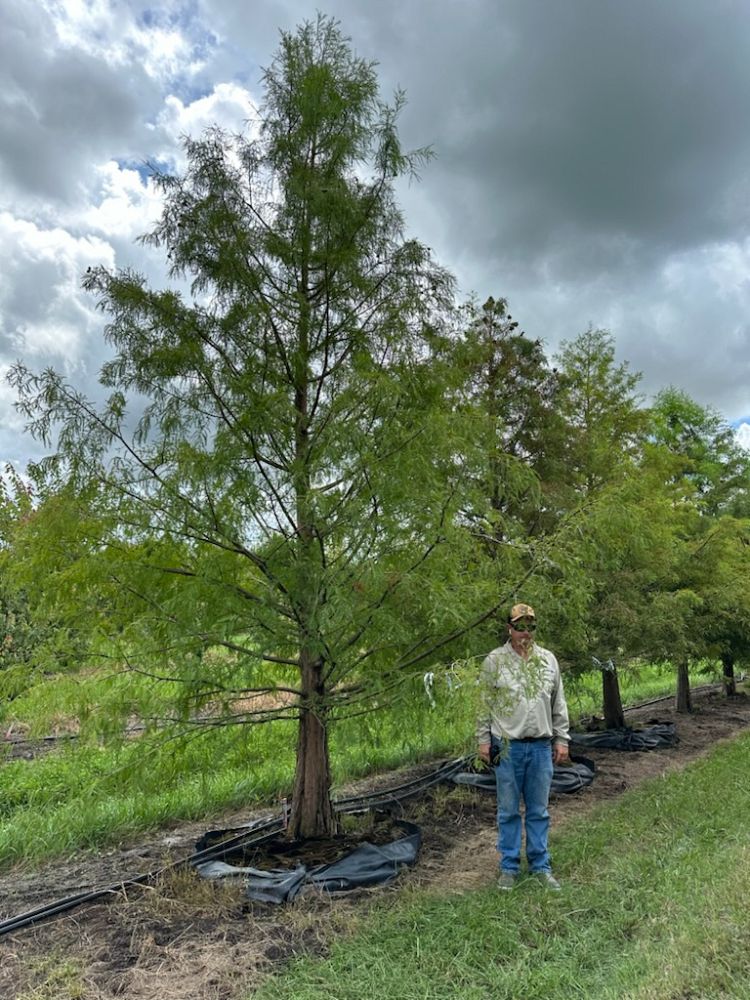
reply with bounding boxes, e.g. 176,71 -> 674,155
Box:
2,687 -> 750,1000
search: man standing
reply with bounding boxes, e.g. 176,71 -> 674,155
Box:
477,602 -> 570,890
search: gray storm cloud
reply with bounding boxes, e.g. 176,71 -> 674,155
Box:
2,0 -> 750,467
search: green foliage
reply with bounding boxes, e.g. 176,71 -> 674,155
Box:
436,296 -> 563,534
554,326 -> 646,499
0,683 -> 471,866
4,13 -> 750,839
0,469 -> 36,676
645,392 -> 750,671
3,661 -> 182,739
651,387 -> 750,516
549,467 -> 690,669
0,471 -> 94,703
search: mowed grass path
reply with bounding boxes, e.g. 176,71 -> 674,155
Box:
254,731 -> 750,1000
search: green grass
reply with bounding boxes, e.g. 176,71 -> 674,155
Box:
14,953 -> 87,1000
253,732 -> 750,1000
1,664 -> 184,738
0,661 -> 717,870
0,684 -> 470,868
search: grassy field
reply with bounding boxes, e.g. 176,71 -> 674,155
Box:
253,730 -> 750,1000
0,673 -> 474,867
0,661 -> 714,869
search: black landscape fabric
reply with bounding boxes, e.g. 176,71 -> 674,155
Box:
451,754 -> 597,795
194,820 -> 422,904
569,721 -> 678,751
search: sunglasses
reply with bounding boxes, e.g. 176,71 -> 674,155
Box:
510,620 -> 536,632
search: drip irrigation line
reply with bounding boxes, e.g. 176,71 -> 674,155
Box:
3,682 -> 730,753
1,726 -> 144,750
332,756 -> 470,813
2,734 -> 77,746
0,756 -> 467,939
1,681 -> 692,752
621,682 -> 721,714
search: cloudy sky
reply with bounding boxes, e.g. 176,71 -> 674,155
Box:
3,0 -> 750,469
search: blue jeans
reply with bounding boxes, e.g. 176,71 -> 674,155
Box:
493,738 -> 554,874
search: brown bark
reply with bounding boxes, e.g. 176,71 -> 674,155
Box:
602,665 -> 626,729
721,651 -> 737,698
287,217 -> 338,840
287,652 -> 336,839
675,660 -> 693,713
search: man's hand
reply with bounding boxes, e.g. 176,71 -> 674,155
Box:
478,742 -> 491,764
552,742 -> 570,766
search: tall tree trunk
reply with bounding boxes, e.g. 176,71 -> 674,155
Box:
288,240 -> 336,840
288,651 -> 336,839
721,651 -> 737,698
602,665 -> 625,729
675,659 -> 692,713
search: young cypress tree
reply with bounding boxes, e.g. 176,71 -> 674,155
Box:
10,17 -> 470,838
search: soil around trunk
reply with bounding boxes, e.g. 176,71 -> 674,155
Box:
2,687 -> 750,1000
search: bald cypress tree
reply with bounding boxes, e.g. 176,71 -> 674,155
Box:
10,17 -> 470,838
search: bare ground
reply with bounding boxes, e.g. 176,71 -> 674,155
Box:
2,687 -> 750,1000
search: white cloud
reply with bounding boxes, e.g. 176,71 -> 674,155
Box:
39,0 -> 205,83
704,242 -> 750,302
5,0 -> 750,472
81,161 -> 164,239
663,240 -> 750,304
0,364 -> 26,432
736,423 -> 750,452
0,74 -> 259,390
155,83 -> 258,149
0,212 -> 112,364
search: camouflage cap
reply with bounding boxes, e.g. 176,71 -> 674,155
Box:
509,602 -> 536,622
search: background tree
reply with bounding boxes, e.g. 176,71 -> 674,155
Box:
0,470 -> 94,710
650,387 -> 750,517
649,389 -> 750,709
555,327 -> 645,500
10,17 -> 489,838
545,327 -> 651,720
424,295 -> 569,655
567,464 -> 690,727
0,468 -> 36,699
452,296 -> 564,535
693,517 -> 750,697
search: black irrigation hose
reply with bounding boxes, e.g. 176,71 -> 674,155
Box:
329,756 -> 469,814
621,681 -> 721,714
1,726 -> 144,751
0,756 -> 467,939
2,735 -> 77,746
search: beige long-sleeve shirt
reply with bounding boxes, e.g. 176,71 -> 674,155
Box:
476,640 -> 570,746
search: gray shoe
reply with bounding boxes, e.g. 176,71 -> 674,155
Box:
497,871 -> 518,891
533,871 -> 561,890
